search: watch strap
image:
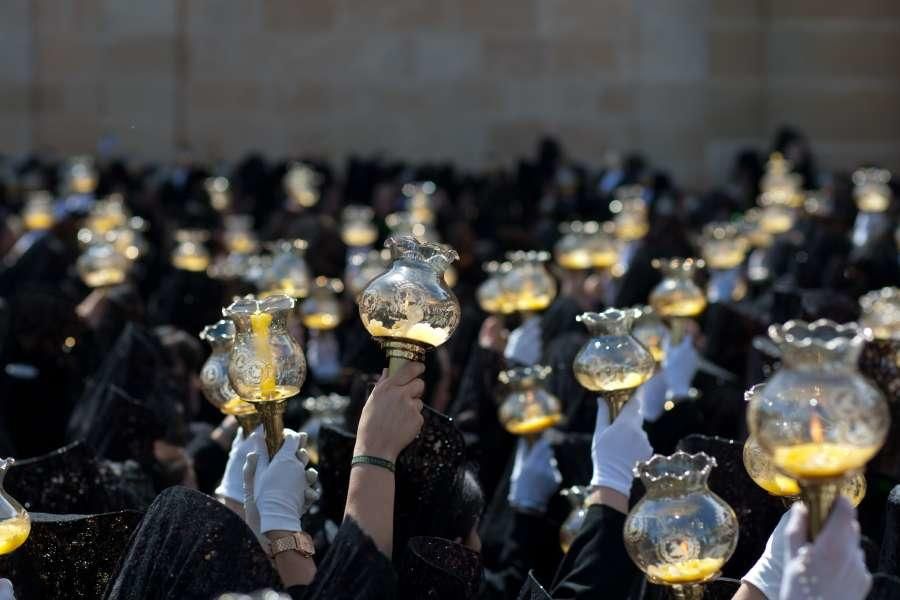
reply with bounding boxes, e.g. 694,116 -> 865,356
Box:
268,531 -> 315,559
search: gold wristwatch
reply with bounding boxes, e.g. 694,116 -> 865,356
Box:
268,531 -> 316,559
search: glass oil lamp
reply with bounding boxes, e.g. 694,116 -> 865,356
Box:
560,485 -> 590,553
859,287 -> 900,343
86,195 -> 128,234
747,320 -> 889,538
224,295 -> 307,458
573,308 -> 656,421
611,187 -> 649,242
301,277 -> 343,331
700,223 -> 748,271
171,229 -> 211,272
497,365 -> 562,436
504,251 -> 557,314
204,176 -> 232,212
624,452 -> 738,600
358,236 -> 460,373
199,320 -> 259,436
633,305 -> 668,363
66,155 -> 98,195
0,458 -> 30,555
22,191 -> 55,231
300,393 -> 350,464
853,168 -> 892,214
649,258 -> 707,344
223,214 -> 258,255
341,205 -> 379,248
742,384 -> 865,505
402,181 -> 437,225
262,239 -> 311,299
284,162 -> 320,209
345,249 -> 390,298
555,221 -> 619,271
477,261 -> 516,316
386,211 -> 438,243
77,240 -> 130,288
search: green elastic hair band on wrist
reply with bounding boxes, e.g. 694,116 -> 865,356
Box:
351,455 -> 395,473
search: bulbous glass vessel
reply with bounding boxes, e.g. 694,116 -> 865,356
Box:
611,187 -> 649,242
497,365 -> 563,436
171,229 -> 211,272
358,236 -> 460,363
263,239 -> 311,298
199,319 -> 256,417
560,485 -> 590,553
22,191 -> 55,231
345,249 -> 390,297
205,176 -> 232,212
402,181 -> 437,225
633,305 -> 668,363
0,458 -> 30,555
747,320 -> 888,535
504,251 -> 557,313
555,221 -> 619,270
77,240 -> 130,288
701,223 -> 748,270
649,258 -> 707,319
341,205 -> 379,247
223,295 -> 306,403
301,277 -> 344,331
66,155 -> 98,195
86,195 -> 128,234
223,214 -> 258,254
284,162 -> 320,208
573,308 -> 656,419
624,452 -> 738,593
476,261 -> 516,315
300,393 -> 350,464
853,167 -> 892,213
859,286 -> 900,343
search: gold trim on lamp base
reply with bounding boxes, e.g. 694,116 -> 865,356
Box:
800,479 -> 841,540
254,400 -> 287,459
671,583 -> 705,600
382,338 -> 428,375
235,412 -> 260,437
604,388 -> 635,421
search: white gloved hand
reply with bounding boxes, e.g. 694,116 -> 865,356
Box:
852,212 -> 889,248
633,373 -> 667,422
307,330 -> 341,382
215,425 -> 261,503
0,579 -> 15,600
779,497 -> 872,600
590,398 -> 651,495
508,436 -> 562,513
242,429 -> 321,536
742,509 -> 792,600
661,334 -> 698,399
707,268 -> 741,304
504,316 -> 542,366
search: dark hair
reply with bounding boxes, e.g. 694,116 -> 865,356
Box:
424,467 -> 485,542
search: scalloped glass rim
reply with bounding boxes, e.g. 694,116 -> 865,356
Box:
859,287 -> 900,311
223,293 -> 295,316
386,235 -> 459,264
499,364 -> 553,384
200,319 -> 235,343
577,307 -> 641,328
768,319 -> 864,350
634,451 -> 717,481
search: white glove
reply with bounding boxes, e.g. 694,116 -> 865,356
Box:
215,425 -> 261,503
852,212 -> 889,248
661,334 -> 698,399
508,436 -> 562,513
633,373 -> 667,422
779,497 -> 872,600
742,509 -> 792,600
590,398 -> 651,494
504,316 -> 542,366
0,579 -> 14,600
707,268 -> 741,303
307,330 -> 341,382
242,429 -> 321,536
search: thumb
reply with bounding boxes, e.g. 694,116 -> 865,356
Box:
784,502 -> 809,560
243,452 -> 258,501
618,396 -> 642,423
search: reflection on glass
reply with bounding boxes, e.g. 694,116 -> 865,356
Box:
497,365 -> 562,436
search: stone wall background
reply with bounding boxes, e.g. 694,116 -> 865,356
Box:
1,0 -> 898,187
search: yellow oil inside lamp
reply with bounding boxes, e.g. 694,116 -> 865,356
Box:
0,458 -> 30,555
853,167 -> 892,213
301,277 -> 343,331
341,206 -> 379,247
504,251 -> 557,314
172,229 -> 211,272
22,191 -> 55,231
497,365 -> 563,436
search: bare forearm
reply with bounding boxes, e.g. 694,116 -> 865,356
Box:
732,582 -> 768,600
344,465 -> 396,558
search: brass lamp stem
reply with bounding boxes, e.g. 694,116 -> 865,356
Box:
800,480 -> 840,540
671,583 -> 705,600
255,400 -> 286,459
235,412 -> 260,437
605,388 -> 635,421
